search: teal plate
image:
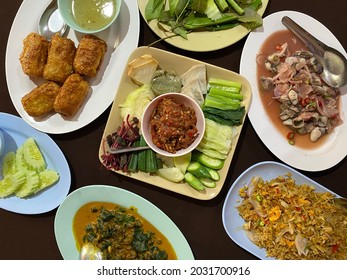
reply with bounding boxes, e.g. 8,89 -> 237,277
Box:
54,185 -> 195,260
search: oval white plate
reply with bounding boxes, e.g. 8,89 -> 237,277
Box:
0,113 -> 71,214
222,161 -> 341,260
138,0 -> 269,52
54,185 -> 195,260
240,11 -> 347,171
5,0 -> 139,134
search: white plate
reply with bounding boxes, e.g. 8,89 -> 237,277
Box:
138,0 -> 269,52
0,113 -> 71,214
240,11 -> 347,171
5,0 -> 139,134
54,185 -> 194,260
222,161 -> 341,260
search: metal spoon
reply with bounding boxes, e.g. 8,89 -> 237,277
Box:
38,0 -> 68,39
80,242 -> 103,260
108,146 -> 150,154
282,16 -> 347,88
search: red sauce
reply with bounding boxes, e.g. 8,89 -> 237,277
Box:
149,97 -> 198,153
256,30 -> 330,149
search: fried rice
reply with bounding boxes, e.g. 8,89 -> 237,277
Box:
237,173 -> 347,259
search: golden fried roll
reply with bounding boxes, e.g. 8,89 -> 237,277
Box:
19,32 -> 49,77
54,74 -> 90,117
73,34 -> 107,77
21,81 -> 60,117
43,33 -> 76,83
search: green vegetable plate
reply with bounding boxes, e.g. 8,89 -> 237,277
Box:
138,0 -> 269,52
98,47 -> 252,200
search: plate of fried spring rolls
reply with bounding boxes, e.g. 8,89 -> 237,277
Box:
6,0 -> 140,134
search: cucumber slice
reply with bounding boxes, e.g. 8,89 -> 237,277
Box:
2,151 -> 16,177
23,138 -> 46,172
0,171 -> 26,198
15,170 -> 40,198
156,167 -> 184,183
15,146 -> 29,172
35,169 -> 59,193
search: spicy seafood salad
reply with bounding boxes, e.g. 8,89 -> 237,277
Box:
259,41 -> 343,143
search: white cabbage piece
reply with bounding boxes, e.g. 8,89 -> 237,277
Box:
119,84 -> 155,123
197,119 -> 236,156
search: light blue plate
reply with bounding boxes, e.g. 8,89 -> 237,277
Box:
54,185 -> 195,260
0,112 -> 71,214
222,161 -> 341,259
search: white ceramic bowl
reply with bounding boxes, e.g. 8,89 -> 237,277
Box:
141,92 -> 205,157
58,0 -> 121,34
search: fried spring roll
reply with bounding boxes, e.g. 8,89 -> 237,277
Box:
54,74 -> 90,117
19,32 -> 49,77
21,81 -> 61,117
43,33 -> 76,83
73,34 -> 107,77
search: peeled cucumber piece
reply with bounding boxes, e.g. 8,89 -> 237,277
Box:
0,171 -> 26,198
35,169 -> 59,194
0,138 -> 60,199
23,138 -> 46,172
2,151 -> 16,177
15,170 -> 40,198
15,146 -> 29,172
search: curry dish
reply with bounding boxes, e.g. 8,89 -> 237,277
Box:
73,201 -> 177,260
150,97 -> 198,153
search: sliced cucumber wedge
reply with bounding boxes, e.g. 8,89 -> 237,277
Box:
15,170 -> 40,198
0,171 -> 26,198
15,146 -> 29,172
2,151 -> 16,177
36,169 -> 59,193
23,138 -> 46,172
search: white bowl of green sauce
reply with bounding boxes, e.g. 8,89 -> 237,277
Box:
58,0 -> 121,34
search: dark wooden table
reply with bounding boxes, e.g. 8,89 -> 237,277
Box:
1,0 -> 347,260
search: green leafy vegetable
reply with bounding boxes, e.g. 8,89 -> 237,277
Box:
144,0 -> 263,39
203,106 -> 246,126
145,0 -> 165,20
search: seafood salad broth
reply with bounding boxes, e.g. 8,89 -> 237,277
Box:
256,30 -> 342,149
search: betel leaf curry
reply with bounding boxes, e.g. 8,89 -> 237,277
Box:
73,202 -> 177,260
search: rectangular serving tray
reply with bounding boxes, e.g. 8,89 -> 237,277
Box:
98,47 -> 252,200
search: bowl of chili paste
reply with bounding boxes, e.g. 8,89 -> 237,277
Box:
141,92 -> 205,157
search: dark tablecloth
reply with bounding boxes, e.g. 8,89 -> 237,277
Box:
1,0 -> 346,260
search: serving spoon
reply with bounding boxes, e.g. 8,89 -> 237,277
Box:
80,242 -> 103,260
38,0 -> 68,39
282,16 -> 347,88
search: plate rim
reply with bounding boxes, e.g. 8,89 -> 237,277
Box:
5,0 -> 140,134
54,184 -> 195,260
221,160 -> 342,260
0,112 -> 71,214
137,0 -> 269,52
240,10 -> 347,171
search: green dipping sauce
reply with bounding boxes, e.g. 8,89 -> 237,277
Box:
72,0 -> 117,31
